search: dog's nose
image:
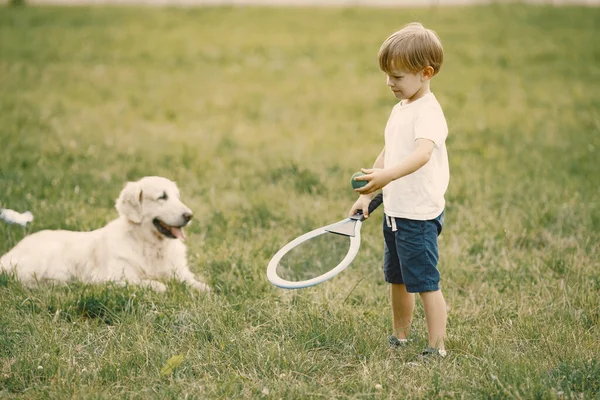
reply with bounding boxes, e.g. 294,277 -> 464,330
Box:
182,212 -> 193,223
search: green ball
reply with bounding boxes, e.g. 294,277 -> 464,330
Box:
351,172 -> 367,189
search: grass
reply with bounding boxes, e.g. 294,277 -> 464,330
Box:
0,3 -> 599,398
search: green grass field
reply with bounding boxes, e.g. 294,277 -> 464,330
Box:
1,4 -> 599,398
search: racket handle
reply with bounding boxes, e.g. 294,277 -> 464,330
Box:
368,193 -> 383,215
352,193 -> 383,221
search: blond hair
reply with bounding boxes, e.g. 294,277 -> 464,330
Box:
378,22 -> 444,76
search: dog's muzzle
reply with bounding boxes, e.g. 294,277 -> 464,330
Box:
153,214 -> 192,241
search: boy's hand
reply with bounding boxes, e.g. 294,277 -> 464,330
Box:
354,168 -> 394,195
349,195 -> 374,218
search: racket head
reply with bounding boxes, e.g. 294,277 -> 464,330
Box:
266,193 -> 383,290
266,218 -> 363,289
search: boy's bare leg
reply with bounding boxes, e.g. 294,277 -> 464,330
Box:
420,290 -> 447,351
391,283 -> 415,339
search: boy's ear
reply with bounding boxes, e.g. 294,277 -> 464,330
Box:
421,66 -> 435,80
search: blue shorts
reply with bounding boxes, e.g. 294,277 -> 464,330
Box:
382,211 -> 444,293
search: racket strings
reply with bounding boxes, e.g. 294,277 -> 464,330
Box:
276,231 -> 352,282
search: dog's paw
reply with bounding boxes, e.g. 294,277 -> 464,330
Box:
147,281 -> 168,292
191,281 -> 211,292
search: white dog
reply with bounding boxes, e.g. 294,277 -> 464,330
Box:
0,176 -> 209,292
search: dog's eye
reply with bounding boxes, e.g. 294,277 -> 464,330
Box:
158,192 -> 168,201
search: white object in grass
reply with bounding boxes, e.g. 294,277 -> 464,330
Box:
0,208 -> 34,226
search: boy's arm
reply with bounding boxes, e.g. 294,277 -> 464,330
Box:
354,139 -> 434,195
372,147 -> 385,171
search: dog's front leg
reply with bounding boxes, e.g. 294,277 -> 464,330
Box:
135,279 -> 168,292
172,267 -> 210,292
112,278 -> 167,292
188,280 -> 210,292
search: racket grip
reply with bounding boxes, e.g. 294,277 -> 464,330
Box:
352,193 -> 383,221
368,193 -> 383,214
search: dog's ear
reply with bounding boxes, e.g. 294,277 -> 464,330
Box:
116,182 -> 143,223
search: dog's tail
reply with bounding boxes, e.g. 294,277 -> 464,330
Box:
0,208 -> 34,227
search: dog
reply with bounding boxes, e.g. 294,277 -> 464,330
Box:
0,176 -> 209,292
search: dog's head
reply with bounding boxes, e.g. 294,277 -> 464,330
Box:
116,176 -> 193,241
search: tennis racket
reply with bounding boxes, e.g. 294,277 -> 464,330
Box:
267,193 -> 383,289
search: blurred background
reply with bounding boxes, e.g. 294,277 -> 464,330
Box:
0,0 -> 598,398
3,0 -> 599,5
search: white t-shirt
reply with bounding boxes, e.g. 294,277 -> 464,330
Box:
382,92 -> 449,221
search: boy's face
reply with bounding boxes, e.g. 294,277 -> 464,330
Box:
385,67 -> 428,103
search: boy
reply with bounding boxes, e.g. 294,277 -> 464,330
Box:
350,22 -> 449,360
